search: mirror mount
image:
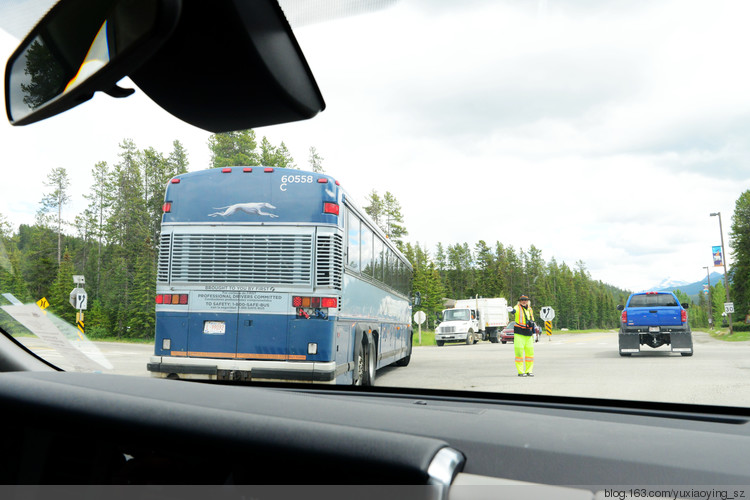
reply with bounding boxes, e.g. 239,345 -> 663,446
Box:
103,84 -> 134,99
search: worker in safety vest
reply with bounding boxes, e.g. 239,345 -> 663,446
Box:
512,295 -> 536,377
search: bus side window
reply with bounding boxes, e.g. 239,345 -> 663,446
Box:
361,224 -> 373,276
373,237 -> 384,282
347,209 -> 360,272
385,250 -> 394,285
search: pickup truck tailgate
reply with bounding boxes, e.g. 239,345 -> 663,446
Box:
627,307 -> 681,326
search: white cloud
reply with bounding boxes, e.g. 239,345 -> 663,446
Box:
1,0 -> 749,293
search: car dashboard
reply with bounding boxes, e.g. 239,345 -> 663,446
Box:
0,366 -> 748,496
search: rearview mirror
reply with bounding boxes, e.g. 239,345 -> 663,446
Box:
5,0 -> 181,126
6,0 -> 325,132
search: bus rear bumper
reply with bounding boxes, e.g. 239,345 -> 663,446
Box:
147,356 -> 337,383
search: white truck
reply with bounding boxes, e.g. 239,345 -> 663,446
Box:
435,297 -> 509,346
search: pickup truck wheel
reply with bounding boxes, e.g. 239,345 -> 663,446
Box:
436,340 -> 444,347
490,337 -> 498,344
681,352 -> 693,357
501,340 -> 507,344
619,352 -> 632,357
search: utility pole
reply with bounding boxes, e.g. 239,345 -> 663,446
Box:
703,266 -> 712,329
710,212 -> 733,335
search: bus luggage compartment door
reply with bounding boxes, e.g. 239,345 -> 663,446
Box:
236,292 -> 290,360
186,291 -> 240,358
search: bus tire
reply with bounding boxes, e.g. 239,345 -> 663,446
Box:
395,335 -> 412,367
353,343 -> 366,386
364,341 -> 377,386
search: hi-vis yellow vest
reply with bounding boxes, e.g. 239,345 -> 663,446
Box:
514,305 -> 535,327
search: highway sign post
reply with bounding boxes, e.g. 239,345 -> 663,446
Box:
69,276 -> 87,339
414,310 -> 426,344
540,307 -> 555,341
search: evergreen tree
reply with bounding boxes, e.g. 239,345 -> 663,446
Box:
364,191 -> 384,229
208,130 -> 260,168
308,146 -> 325,173
167,139 -> 190,176
49,248 -> 76,324
40,167 -> 71,264
729,190 -> 750,321
382,192 -> 408,248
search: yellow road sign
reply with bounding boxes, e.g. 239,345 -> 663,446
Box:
545,320 -> 552,336
36,297 -> 49,310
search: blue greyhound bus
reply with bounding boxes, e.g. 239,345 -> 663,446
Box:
147,167 -> 413,385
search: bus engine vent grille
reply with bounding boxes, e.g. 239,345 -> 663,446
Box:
157,233 -> 171,283
316,233 -> 343,290
169,233 -> 313,284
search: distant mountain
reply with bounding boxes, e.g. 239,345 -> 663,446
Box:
645,277 -> 690,291
649,272 -> 724,302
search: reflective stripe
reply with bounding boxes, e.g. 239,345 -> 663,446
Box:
514,305 -> 535,327
514,357 -> 523,362
525,357 -> 534,361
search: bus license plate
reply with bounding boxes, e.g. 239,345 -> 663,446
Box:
648,326 -> 660,333
203,321 -> 226,334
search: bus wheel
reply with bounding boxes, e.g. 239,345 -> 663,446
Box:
395,336 -> 412,367
353,345 -> 365,385
364,342 -> 377,386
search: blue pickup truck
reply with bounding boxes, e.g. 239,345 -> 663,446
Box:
616,291 -> 693,356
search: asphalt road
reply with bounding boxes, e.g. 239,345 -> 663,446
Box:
16,330 -> 750,407
377,330 -> 750,407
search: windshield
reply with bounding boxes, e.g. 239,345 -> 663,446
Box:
443,309 -> 471,322
1,0 -> 749,407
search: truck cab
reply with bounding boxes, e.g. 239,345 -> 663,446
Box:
435,307 -> 480,346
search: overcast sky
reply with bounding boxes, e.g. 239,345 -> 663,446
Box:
1,0 -> 749,293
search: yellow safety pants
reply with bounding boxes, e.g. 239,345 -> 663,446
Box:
514,334 -> 535,374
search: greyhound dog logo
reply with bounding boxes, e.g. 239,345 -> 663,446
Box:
208,202 -> 278,218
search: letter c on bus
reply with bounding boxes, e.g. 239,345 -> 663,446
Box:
280,183 -> 287,191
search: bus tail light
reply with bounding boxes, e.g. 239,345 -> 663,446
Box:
323,203 -> 339,215
171,178 -> 180,184
222,168 -> 232,173
162,202 -> 172,213
156,294 -> 189,305
292,296 -> 337,309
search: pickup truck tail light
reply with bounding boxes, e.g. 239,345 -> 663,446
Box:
621,310 -> 627,323
681,309 -> 687,323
